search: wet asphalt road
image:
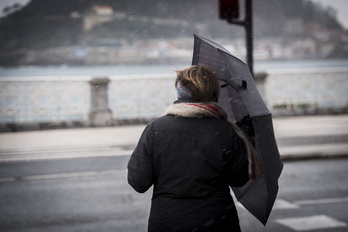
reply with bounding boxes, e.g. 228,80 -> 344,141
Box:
0,156 -> 347,232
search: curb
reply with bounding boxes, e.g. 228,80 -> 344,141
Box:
281,152 -> 348,162
1,145 -> 347,163
0,146 -> 134,163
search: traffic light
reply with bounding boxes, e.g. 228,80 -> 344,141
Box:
219,0 -> 240,21
218,0 -> 254,75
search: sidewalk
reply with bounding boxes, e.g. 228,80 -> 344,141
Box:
273,115 -> 348,160
0,115 -> 347,162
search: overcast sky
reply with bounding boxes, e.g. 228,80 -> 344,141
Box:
0,0 -> 347,29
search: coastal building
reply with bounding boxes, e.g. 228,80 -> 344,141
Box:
83,5 -> 114,31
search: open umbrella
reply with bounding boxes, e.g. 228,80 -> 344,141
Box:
192,34 -> 283,225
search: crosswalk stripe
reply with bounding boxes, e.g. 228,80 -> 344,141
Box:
236,197 -> 348,211
276,215 -> 347,231
273,199 -> 299,209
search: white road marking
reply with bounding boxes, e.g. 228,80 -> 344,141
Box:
273,199 -> 300,209
234,197 -> 348,210
0,169 -> 127,183
235,201 -> 245,209
0,146 -> 112,155
0,177 -> 16,183
276,215 -> 347,231
0,148 -> 134,162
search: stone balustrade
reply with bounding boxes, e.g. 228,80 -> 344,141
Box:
266,68 -> 348,116
0,68 -> 347,131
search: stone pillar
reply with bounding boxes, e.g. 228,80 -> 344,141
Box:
254,72 -> 268,103
89,77 -> 113,127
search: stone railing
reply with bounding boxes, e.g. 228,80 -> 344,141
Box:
107,74 -> 176,124
0,76 -> 91,131
0,68 -> 347,131
265,68 -> 348,116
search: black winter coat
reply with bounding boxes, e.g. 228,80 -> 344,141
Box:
127,114 -> 249,232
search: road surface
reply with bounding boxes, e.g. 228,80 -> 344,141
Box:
0,156 -> 347,232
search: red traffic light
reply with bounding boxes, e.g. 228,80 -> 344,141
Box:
219,0 -> 240,20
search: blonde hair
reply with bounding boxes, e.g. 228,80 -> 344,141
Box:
175,65 -> 220,102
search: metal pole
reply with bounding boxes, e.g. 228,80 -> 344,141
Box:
223,0 -> 254,76
245,0 -> 253,76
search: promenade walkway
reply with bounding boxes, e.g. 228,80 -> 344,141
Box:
0,115 -> 347,162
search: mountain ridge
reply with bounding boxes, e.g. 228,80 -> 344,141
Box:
0,0 -> 344,51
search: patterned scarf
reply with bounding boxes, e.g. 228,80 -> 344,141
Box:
166,102 -> 227,120
165,102 -> 262,179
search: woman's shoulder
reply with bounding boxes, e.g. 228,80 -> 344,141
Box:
144,115 -> 175,129
150,114 -> 175,124
154,114 -> 236,134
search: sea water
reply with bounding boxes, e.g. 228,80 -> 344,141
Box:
0,59 -> 347,77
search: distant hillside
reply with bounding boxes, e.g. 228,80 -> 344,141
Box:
0,0 -> 344,51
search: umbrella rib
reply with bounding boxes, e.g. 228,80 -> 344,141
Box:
219,79 -> 238,91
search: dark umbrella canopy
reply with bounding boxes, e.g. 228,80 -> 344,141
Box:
192,34 -> 283,225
